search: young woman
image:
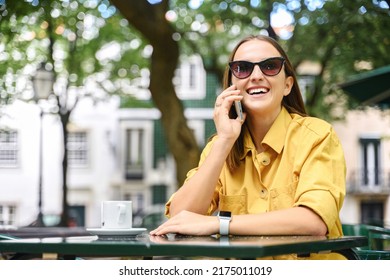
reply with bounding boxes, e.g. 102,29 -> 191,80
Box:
150,35 -> 346,259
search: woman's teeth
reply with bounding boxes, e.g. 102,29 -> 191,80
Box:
248,88 -> 268,95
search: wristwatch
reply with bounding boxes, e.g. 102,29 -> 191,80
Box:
218,211 -> 232,235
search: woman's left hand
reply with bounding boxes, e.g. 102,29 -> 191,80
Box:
149,210 -> 219,236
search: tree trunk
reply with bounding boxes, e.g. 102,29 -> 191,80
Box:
109,0 -> 200,186
58,111 -> 70,226
149,40 -> 200,187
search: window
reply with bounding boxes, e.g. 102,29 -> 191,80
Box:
120,118 -> 153,181
125,128 -> 144,179
0,205 -> 16,226
175,55 -> 206,100
0,130 -> 18,167
67,131 -> 88,167
123,192 -> 144,213
359,138 -> 381,187
361,201 -> 384,226
152,184 -> 167,205
189,63 -> 196,89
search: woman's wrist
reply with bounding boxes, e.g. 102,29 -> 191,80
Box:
213,136 -> 236,154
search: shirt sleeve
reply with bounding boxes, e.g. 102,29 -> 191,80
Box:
293,125 -> 346,235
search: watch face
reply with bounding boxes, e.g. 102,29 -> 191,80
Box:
219,211 -> 231,218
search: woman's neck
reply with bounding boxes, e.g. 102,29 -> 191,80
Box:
245,107 -> 281,153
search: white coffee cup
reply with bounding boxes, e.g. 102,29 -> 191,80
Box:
101,201 -> 132,229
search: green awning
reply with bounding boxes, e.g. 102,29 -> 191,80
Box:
339,65 -> 390,107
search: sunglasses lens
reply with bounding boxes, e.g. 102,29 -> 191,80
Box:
260,58 -> 284,76
229,61 -> 254,79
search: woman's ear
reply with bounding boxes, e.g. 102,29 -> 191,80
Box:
283,76 -> 294,96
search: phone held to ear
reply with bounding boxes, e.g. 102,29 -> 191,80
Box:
234,100 -> 244,121
229,84 -> 243,121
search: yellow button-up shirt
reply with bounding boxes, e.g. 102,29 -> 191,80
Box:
166,107 -> 346,259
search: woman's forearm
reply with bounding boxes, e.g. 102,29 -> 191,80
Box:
230,207 -> 328,236
169,137 -> 234,216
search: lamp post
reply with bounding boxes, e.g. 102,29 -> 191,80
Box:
32,62 -> 54,227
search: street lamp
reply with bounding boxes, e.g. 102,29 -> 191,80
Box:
31,62 -> 54,227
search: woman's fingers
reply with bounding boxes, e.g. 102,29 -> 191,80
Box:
215,86 -> 241,108
150,211 -> 219,236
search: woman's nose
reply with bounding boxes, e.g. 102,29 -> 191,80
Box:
250,65 -> 265,80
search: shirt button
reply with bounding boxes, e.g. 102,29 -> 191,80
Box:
260,155 -> 270,166
260,189 -> 268,198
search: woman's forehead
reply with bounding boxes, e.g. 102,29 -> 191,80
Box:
233,40 -> 281,61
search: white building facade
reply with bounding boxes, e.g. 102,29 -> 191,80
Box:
0,56 -> 209,228
334,108 -> 390,227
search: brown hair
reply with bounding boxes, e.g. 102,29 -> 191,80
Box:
222,35 -> 307,171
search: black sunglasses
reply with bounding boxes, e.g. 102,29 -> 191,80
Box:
229,57 -> 286,79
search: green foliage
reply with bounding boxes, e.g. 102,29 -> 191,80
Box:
165,0 -> 390,119
119,95 -> 154,108
287,0 -> 390,118
1,0 -> 390,118
0,0 -> 150,108
168,0 -> 274,79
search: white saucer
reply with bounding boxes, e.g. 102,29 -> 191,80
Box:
86,227 -> 147,237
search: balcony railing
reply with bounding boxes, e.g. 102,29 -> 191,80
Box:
347,169 -> 390,195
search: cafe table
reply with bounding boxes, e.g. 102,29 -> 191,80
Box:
0,232 -> 367,260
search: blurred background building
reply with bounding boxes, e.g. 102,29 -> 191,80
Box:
0,56 -> 389,229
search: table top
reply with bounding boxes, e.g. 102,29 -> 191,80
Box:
0,227 -> 89,238
0,232 -> 367,259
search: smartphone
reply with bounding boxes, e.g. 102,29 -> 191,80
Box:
229,84 -> 243,121
234,100 -> 244,121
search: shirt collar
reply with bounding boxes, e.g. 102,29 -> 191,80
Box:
242,106 -> 292,158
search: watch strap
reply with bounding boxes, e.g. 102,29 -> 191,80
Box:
219,218 -> 230,235
218,211 -> 232,235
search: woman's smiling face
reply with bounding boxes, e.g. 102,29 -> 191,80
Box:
231,39 -> 293,119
